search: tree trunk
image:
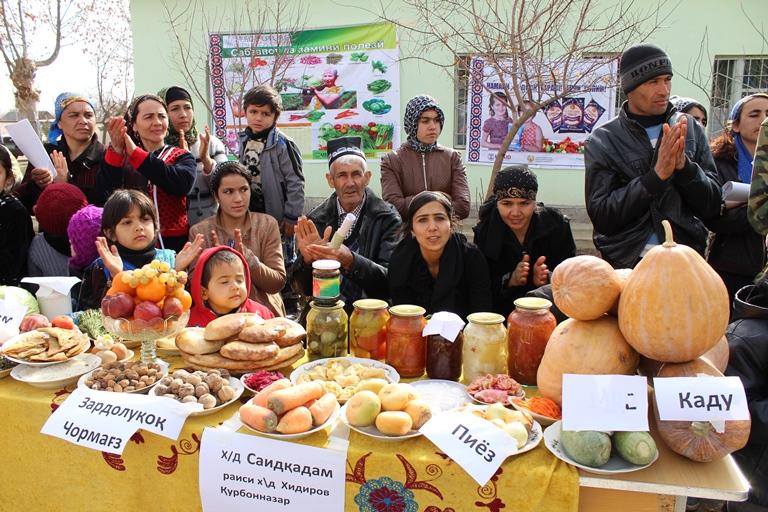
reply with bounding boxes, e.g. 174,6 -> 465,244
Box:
10,58 -> 41,133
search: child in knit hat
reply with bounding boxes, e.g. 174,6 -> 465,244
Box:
28,183 -> 88,277
67,205 -> 103,276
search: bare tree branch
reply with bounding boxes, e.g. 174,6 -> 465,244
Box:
36,0 -> 62,66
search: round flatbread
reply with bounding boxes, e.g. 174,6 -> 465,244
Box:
239,322 -> 286,344
176,327 -> 224,355
183,343 -> 305,372
263,318 -> 306,347
219,341 -> 279,361
204,313 -> 262,341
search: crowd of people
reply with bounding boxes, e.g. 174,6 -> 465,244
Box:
0,41 -> 767,511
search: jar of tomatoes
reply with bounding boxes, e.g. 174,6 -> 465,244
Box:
462,312 -> 508,383
386,305 -> 427,378
506,297 -> 557,385
350,299 -> 390,361
306,300 -> 348,360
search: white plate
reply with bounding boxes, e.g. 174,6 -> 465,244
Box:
241,401 -> 340,440
509,399 -> 559,427
151,376 -> 244,417
2,329 -> 91,367
78,362 -> 169,394
339,402 -> 423,441
543,421 -> 659,474
10,353 -> 101,389
290,357 -> 400,384
457,404 -> 544,456
411,379 -> 472,412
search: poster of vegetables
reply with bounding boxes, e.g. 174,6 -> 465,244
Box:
208,23 -> 400,160
465,57 -> 616,169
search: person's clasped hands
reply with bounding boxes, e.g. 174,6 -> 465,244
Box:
295,216 -> 354,269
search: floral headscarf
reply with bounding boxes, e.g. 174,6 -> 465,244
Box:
47,92 -> 94,144
404,95 -> 445,153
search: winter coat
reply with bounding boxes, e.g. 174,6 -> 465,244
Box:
473,202 -> 576,317
748,117 -> 768,235
291,188 -> 401,304
726,285 -> 768,510
189,246 -> 274,327
388,232 -> 492,319
237,126 -> 304,226
0,192 -> 33,286
187,135 -> 228,225
190,212 -> 286,316
380,143 -> 471,220
584,103 -> 721,268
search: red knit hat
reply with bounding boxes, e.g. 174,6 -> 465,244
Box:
35,183 -> 88,236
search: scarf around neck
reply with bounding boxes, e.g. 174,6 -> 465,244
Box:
114,239 -> 157,269
734,134 -> 754,184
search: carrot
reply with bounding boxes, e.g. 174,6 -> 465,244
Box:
308,392 -> 338,426
514,396 -> 562,419
239,404 -> 278,433
252,378 -> 292,408
276,406 -> 313,434
52,315 -> 75,330
267,382 -> 325,415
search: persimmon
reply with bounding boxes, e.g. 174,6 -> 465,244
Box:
136,278 -> 166,302
174,288 -> 193,311
107,272 -> 136,296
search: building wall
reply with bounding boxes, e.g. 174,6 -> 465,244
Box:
130,0 -> 768,207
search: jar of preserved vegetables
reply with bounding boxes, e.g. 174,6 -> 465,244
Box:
386,305 -> 427,378
507,297 -> 556,385
462,312 -> 507,383
306,300 -> 348,360
312,260 -> 341,305
426,332 -> 464,381
350,299 -> 390,361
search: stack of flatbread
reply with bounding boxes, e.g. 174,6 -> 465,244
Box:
1,327 -> 89,363
176,313 -> 305,373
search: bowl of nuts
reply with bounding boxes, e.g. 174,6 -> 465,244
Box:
150,369 -> 244,416
78,361 -> 167,393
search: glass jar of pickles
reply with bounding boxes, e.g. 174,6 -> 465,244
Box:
462,312 -> 508,383
306,300 -> 348,360
350,299 -> 390,361
386,305 -> 427,378
507,297 -> 557,385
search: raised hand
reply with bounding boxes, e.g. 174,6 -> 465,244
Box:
674,116 -> 688,170
508,254 -> 530,287
199,127 -> 214,173
176,233 -> 205,271
107,117 -> 126,154
95,237 -> 123,277
306,242 -> 353,270
31,166 -> 54,189
532,255 -> 549,287
50,150 -> 68,182
123,127 -> 137,156
655,123 -> 682,180
178,130 -> 188,151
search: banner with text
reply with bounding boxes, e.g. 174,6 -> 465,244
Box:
465,57 -> 617,168
209,23 -> 400,160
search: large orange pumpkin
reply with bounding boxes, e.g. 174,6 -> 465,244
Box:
551,255 -> 622,320
653,358 -> 750,462
618,220 -> 729,362
608,268 -> 633,316
536,316 -> 639,405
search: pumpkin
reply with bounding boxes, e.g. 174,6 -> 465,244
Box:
701,336 -> 729,373
637,356 -> 664,377
618,220 -> 729,362
608,268 -> 633,316
551,255 -> 622,320
653,358 -> 750,462
536,316 -> 639,404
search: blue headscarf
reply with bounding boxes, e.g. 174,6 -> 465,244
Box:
730,94 -> 768,183
47,92 -> 95,144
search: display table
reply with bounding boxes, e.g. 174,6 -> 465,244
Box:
0,360 -> 750,512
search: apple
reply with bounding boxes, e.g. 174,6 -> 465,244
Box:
162,297 -> 184,319
133,301 -> 163,322
101,292 -> 135,319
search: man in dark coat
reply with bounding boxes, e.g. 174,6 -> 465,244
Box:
290,137 -> 401,307
585,44 -> 721,268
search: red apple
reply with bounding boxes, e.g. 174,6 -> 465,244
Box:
101,292 -> 135,319
162,297 -> 184,319
133,301 -> 163,322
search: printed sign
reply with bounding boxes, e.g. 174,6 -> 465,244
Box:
653,376 -> 750,423
41,387 -> 202,454
465,56 -> 616,168
421,411 -> 520,486
209,23 -> 400,160
561,374 -> 649,432
199,427 -> 348,512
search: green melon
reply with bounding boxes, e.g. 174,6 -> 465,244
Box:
560,430 -> 612,467
613,431 -> 657,465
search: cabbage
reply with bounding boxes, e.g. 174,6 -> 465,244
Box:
0,286 -> 40,315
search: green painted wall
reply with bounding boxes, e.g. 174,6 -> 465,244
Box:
130,0 -> 767,207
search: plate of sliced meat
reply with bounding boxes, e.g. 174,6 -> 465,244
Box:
466,374 -> 525,406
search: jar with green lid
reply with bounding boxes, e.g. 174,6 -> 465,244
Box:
462,312 -> 508,383
386,304 -> 427,378
350,299 -> 390,361
312,259 -> 341,305
507,297 -> 556,385
306,300 -> 348,360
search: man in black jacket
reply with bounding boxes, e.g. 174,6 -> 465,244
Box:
585,44 -> 721,268
291,137 -> 401,307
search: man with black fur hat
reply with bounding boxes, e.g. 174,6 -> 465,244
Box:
290,136 -> 401,308
585,43 -> 721,269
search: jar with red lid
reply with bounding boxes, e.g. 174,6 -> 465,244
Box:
506,297 -> 557,385
386,305 -> 427,378
350,299 -> 390,361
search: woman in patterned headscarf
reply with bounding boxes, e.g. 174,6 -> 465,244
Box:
473,165 -> 575,317
14,92 -> 105,210
380,95 -> 470,220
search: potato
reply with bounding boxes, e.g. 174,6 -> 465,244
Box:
378,383 -> 417,411
403,399 -> 432,429
375,411 -> 413,436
